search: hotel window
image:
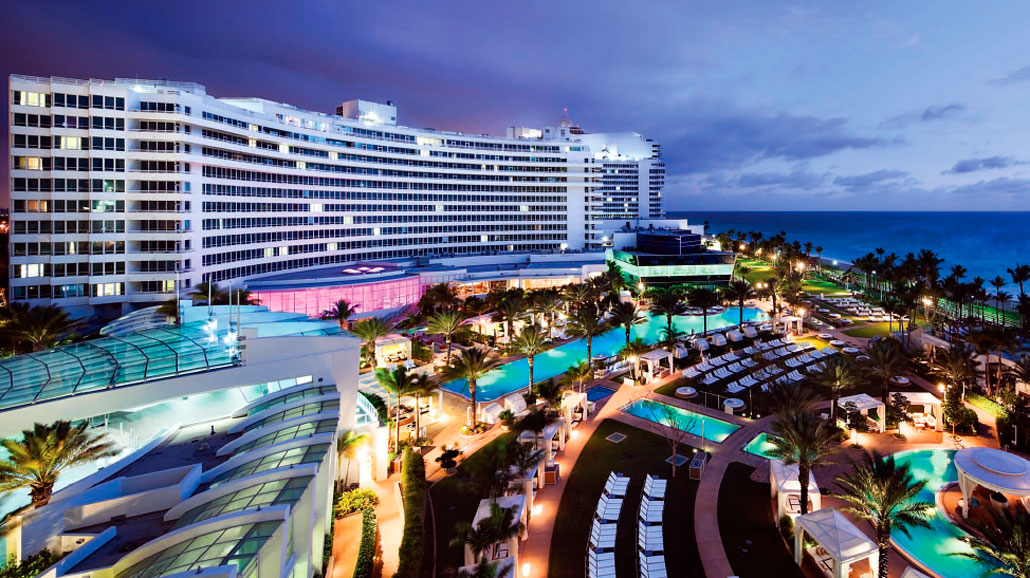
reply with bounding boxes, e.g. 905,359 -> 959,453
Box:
13,91 -> 50,107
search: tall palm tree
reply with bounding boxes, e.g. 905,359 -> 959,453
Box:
188,281 -> 227,305
352,317 -> 394,367
619,338 -> 650,384
864,338 -> 907,408
515,408 -> 561,450
531,291 -> 564,328
156,299 -> 181,325
836,452 -> 933,578
649,288 -> 687,339
427,310 -> 467,367
1009,264 -> 1030,298
562,360 -> 593,393
450,503 -> 525,561
321,299 -> 358,329
767,411 -> 837,516
955,508 -> 1030,578
610,301 -> 646,346
419,282 -> 460,314
408,372 -> 439,442
374,367 -> 414,452
723,279 -> 757,326
932,344 -> 977,394
0,421 -> 119,506
1,303 -> 79,352
443,347 -> 501,428
567,303 -> 608,373
688,287 -> 722,335
510,324 -> 548,394
562,283 -> 597,309
811,356 -> 860,422
336,430 -> 368,490
493,296 -> 526,340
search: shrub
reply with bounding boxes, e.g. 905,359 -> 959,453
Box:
966,393 -> 1008,418
435,446 -> 461,471
353,508 -> 378,578
361,392 -> 390,424
336,489 -> 380,517
395,448 -> 427,578
498,410 -> 516,429
778,514 -> 794,549
1,550 -> 61,578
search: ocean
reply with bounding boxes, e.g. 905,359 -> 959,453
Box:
668,211 -> 1030,293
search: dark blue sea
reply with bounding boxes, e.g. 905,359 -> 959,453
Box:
669,211 -> 1030,293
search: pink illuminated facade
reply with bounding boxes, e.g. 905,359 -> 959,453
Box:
251,275 -> 423,318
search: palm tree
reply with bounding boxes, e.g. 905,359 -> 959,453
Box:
619,338 -> 650,385
1,303 -> 79,353
155,299 -> 181,325
0,421 -> 119,506
767,411 -> 837,516
567,303 -> 608,373
955,508 -> 1030,578
419,282 -> 460,314
493,296 -> 526,340
1009,264 -> 1030,298
534,378 -> 564,409
649,288 -> 687,339
351,317 -> 394,367
459,557 -> 514,578
864,338 -> 907,408
443,347 -> 501,428
811,356 -> 860,423
610,301 -> 646,346
374,367 -> 414,452
427,310 -> 467,367
408,373 -> 439,442
515,408 -> 560,450
450,503 -> 525,561
531,291 -> 564,328
336,430 -> 368,490
562,283 -> 597,309
188,281 -> 227,305
836,452 -> 933,578
562,360 -> 593,393
723,279 -> 756,326
510,324 -> 548,394
321,299 -> 358,329
688,287 -> 722,335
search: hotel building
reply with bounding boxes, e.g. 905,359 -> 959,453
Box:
9,75 -> 667,319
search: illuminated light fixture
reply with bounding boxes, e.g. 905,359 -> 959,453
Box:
522,563 -> 531,577
532,504 -> 542,516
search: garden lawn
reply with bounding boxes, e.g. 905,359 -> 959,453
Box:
842,323 -> 893,339
718,462 -> 804,578
426,433 -> 517,576
800,278 -> 846,295
548,419 -> 703,578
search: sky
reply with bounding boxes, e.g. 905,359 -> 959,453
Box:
3,0 -> 1030,210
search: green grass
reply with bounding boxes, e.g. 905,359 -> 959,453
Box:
800,279 -> 847,295
548,420 -> 703,578
841,323 -> 893,339
426,433 -> 517,575
718,462 -> 804,578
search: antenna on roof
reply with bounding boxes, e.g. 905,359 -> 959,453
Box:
559,106 -> 571,128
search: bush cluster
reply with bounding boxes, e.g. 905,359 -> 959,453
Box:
352,508 -> 378,578
394,448 -> 427,578
336,488 -> 380,518
1,550 -> 61,578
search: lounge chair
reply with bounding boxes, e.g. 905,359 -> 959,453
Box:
604,472 -> 630,497
644,474 -> 667,500
638,496 -> 664,524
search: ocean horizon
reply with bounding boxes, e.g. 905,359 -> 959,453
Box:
669,210 -> 1030,294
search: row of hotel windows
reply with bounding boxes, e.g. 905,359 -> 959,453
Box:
13,91 -> 126,110
201,184 -> 566,203
13,178 -> 125,192
13,157 -> 126,172
13,199 -> 125,213
203,241 -> 563,284
14,220 -> 125,234
200,222 -> 567,248
11,282 -> 126,300
13,134 -> 125,150
15,262 -> 126,278
198,201 -> 565,215
13,241 -> 125,256
201,231 -> 566,266
13,113 -> 125,130
200,214 -> 565,230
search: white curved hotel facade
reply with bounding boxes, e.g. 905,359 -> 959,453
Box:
9,75 -> 666,318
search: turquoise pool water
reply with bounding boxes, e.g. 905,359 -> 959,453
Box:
743,432 -> 778,459
621,399 -> 740,443
891,449 -> 1002,578
441,308 -> 767,402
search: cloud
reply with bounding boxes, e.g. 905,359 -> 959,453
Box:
945,156 -> 1024,174
832,170 -> 909,192
948,177 -> 1030,196
735,168 -> 828,190
881,103 -> 966,128
988,65 -> 1030,86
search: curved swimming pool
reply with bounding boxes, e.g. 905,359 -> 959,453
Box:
441,307 -> 767,402
890,449 -> 1002,578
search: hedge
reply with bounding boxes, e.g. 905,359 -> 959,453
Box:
394,448 -> 426,578
965,393 -> 1008,418
1,550 -> 61,578
353,508 -> 378,578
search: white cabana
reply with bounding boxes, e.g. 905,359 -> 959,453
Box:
480,402 -> 505,425
742,325 -> 759,338
464,494 -> 527,566
640,349 -> 674,383
898,391 -> 942,432
374,334 -> 411,367
900,568 -> 932,578
619,290 -> 633,304
563,391 -> 588,425
727,329 -> 744,342
770,459 -> 821,519
794,507 -> 879,578
711,333 -> 728,347
774,315 -> 804,334
955,447 -> 1030,518
694,338 -> 709,352
673,343 -> 689,359
502,393 -> 528,416
837,393 -> 886,433
520,418 -> 566,462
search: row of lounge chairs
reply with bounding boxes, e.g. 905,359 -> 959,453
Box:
588,472 -> 630,578
638,474 -> 667,578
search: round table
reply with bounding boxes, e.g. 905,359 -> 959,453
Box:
829,339 -> 846,347
856,355 -> 871,363
675,386 -> 698,399
818,333 -> 833,340
723,397 -> 745,414
842,347 -> 861,355
890,375 -> 910,385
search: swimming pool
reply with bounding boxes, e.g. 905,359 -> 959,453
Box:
586,385 -> 615,402
742,432 -> 778,459
621,399 -> 740,443
441,308 -> 767,402
890,449 -> 1002,578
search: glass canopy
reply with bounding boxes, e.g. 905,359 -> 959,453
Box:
175,476 -> 313,529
